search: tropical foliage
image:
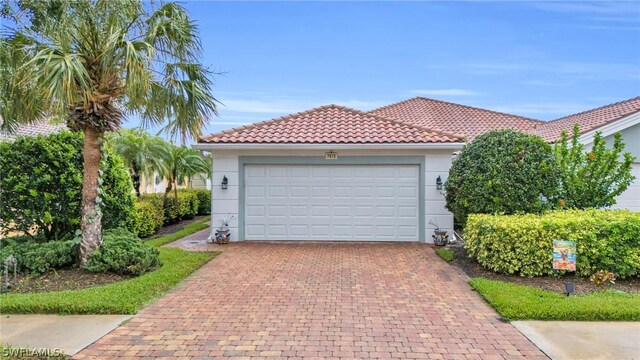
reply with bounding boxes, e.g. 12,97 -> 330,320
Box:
83,228 -> 161,276
465,209 -> 640,278
445,130 -> 558,225
106,128 -> 169,197
553,125 -> 636,209
1,0 -> 217,263
0,131 -> 135,240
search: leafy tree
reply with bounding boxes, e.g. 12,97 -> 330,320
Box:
553,125 -> 636,209
1,1 -> 217,263
159,145 -> 210,202
445,130 -> 558,225
106,128 -> 169,197
0,131 -> 135,240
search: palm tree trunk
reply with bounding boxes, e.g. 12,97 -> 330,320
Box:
79,127 -> 103,265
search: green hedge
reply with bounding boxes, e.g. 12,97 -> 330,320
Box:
0,131 -> 135,240
177,190 -> 199,220
130,200 -> 164,237
188,189 -> 211,215
137,190 -> 210,229
465,209 -> 640,278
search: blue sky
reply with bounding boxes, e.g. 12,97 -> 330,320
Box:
126,1 -> 640,138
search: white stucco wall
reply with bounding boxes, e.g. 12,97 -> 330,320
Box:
207,149 -> 455,242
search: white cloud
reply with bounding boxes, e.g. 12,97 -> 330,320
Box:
408,89 -> 483,96
463,61 -> 640,80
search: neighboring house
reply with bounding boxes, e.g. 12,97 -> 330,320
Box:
193,96 -> 640,243
0,118 -> 67,142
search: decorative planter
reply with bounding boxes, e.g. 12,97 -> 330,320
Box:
215,229 -> 230,244
432,230 -> 449,246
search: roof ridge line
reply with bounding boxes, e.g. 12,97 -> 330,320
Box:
544,95 -> 640,124
199,104 -> 345,142
339,105 -> 465,141
370,96 -> 544,124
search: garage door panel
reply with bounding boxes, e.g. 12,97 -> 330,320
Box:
244,164 -> 420,241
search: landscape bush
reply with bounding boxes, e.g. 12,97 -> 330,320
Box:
130,200 -> 165,238
83,228 -> 161,276
177,190 -> 199,219
0,131 -> 135,240
444,130 -> 558,225
191,189 -> 211,215
0,237 -> 77,275
553,125 -> 636,209
465,209 -> 640,278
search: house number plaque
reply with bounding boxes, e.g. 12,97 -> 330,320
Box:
325,151 -> 338,160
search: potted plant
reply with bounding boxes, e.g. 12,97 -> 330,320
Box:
215,215 -> 234,244
428,219 -> 449,246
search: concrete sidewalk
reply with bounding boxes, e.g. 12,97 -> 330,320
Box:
513,321 -> 640,360
0,314 -> 130,356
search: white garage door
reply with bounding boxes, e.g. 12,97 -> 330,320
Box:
614,163 -> 640,211
244,164 -> 420,241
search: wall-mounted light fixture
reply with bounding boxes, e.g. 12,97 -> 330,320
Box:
221,175 -> 228,190
436,175 -> 443,191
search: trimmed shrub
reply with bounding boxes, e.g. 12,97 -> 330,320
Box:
83,228 -> 161,276
445,130 -> 558,226
130,200 -> 164,238
0,131 -> 135,240
465,210 -> 640,278
0,237 -> 77,275
177,190 -> 199,219
192,189 -> 211,215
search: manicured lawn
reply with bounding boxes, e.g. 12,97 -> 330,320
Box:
146,217 -> 210,247
435,248 -> 454,262
0,219 -> 216,315
0,248 -> 216,314
470,278 -> 640,321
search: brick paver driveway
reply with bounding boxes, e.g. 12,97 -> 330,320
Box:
76,236 -> 546,359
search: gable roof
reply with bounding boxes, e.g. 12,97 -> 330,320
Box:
199,104 -> 463,144
536,96 -> 640,141
369,97 -> 543,140
0,118 -> 67,142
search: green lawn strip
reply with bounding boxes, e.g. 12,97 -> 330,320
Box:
0,248 -> 216,314
469,278 -> 640,321
435,248 -> 454,262
146,219 -> 210,247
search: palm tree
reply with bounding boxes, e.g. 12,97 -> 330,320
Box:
107,128 -> 169,197
1,1 -> 217,263
160,144 -> 210,202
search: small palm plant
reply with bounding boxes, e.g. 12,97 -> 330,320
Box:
106,128 -> 169,197
159,144 -> 211,202
1,1 -> 218,263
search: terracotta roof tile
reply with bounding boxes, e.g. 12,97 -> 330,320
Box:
199,105 -> 463,144
369,97 -> 543,140
536,96 -> 640,141
0,118 -> 67,142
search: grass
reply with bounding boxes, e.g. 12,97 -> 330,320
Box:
146,217 -> 210,247
0,217 -> 216,315
470,278 -> 640,321
435,248 -> 455,262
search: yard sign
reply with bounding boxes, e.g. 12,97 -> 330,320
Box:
553,240 -> 576,271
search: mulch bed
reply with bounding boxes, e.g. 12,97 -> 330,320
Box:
147,215 -> 208,239
448,245 -> 640,295
0,268 -> 131,294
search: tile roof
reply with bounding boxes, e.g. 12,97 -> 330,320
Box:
199,104 -> 463,144
536,96 -> 640,141
369,97 -> 543,140
0,118 -> 67,142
